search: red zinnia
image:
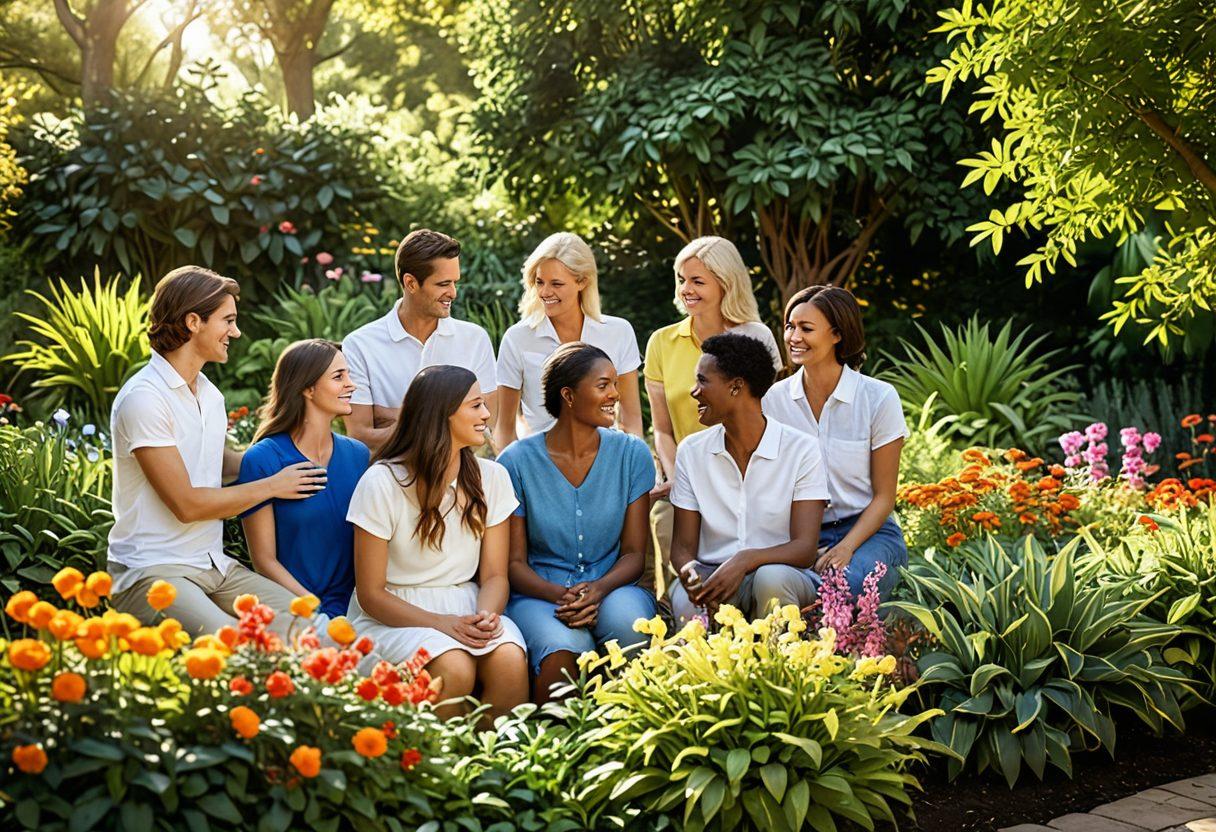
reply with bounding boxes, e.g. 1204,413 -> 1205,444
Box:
229,675 -> 253,696
401,749 -> 422,771
266,670 -> 295,698
356,678 -> 379,702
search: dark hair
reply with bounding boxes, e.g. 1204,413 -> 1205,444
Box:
373,365 -> 486,550
394,229 -> 461,287
784,286 -> 866,369
148,266 -> 240,354
253,339 -> 342,442
700,332 -> 777,399
541,342 -> 612,419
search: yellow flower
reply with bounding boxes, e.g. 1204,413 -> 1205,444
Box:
676,618 -> 706,641
877,655 -> 897,675
193,634 -> 232,655
327,617 -> 356,646
604,639 -> 626,670
183,647 -> 226,680
84,571 -> 112,598
146,580 -> 177,612
632,615 -> 667,640
27,601 -> 58,630
289,594 -> 320,618
51,567 -> 85,600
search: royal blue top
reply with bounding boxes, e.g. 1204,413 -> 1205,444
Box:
497,428 -> 655,588
236,432 -> 370,617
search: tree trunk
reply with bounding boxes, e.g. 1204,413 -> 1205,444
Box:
53,0 -> 144,111
278,47 -> 317,120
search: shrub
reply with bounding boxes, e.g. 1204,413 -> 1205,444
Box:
899,394 -> 960,485
577,606 -> 944,832
890,536 -> 1198,787
880,317 -> 1087,452
0,421 -> 111,596
3,271 -> 149,422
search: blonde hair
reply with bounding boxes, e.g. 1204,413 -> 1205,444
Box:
672,236 -> 762,324
518,232 -> 602,327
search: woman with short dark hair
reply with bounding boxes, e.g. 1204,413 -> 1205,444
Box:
762,286 -> 908,598
498,342 -> 656,703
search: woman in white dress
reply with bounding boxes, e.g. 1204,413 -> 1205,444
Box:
347,364 -> 528,719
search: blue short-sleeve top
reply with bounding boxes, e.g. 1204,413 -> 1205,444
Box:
236,432 -> 370,617
497,428 -> 655,587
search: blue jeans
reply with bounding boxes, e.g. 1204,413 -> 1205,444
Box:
507,585 -> 657,674
819,515 -> 908,598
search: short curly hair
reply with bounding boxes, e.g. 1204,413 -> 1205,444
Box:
541,342 -> 612,419
148,266 -> 240,354
700,332 -> 777,399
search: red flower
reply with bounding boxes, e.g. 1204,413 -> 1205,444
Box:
1182,414 -> 1203,428
400,749 -> 422,771
354,636 -> 374,656
1197,434 -> 1214,444
1138,515 -> 1160,532
229,675 -> 253,696
381,683 -> 407,706
356,678 -> 379,702
302,648 -> 336,680
0,393 -> 11,406
372,661 -> 401,687
259,225 -> 269,235
278,220 -> 297,235
266,670 -> 295,698
381,721 -> 397,740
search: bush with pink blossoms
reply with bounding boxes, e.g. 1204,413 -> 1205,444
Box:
802,562 -> 889,659
1059,422 -> 1160,489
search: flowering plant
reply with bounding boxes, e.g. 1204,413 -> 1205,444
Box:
1175,413 -> 1216,475
801,564 -> 888,659
1058,422 -> 1161,487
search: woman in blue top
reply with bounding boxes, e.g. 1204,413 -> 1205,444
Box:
238,339 -> 370,618
499,343 -> 657,702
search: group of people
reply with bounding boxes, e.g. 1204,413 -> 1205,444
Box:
106,228 -> 909,716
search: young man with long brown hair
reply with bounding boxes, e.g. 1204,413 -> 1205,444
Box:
107,266 -> 328,634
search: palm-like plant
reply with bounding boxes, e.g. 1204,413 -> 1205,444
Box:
880,317 -> 1088,452
4,271 -> 149,421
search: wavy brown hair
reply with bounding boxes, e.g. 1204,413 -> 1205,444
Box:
253,339 -> 342,443
372,365 -> 487,550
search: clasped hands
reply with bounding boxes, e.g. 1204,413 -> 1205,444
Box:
678,544 -> 857,611
553,581 -> 605,629
443,610 -> 504,649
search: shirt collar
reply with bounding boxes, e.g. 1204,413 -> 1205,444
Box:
537,313 -> 604,343
676,317 -> 695,338
709,418 -> 782,460
385,301 -> 454,343
148,350 -> 188,390
788,365 -> 859,404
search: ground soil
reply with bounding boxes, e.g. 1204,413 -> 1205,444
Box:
905,720 -> 1216,832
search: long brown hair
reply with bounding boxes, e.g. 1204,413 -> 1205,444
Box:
372,365 -> 487,550
253,339 -> 342,442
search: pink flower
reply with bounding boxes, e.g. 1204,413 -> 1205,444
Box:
315,252 -> 334,266
325,267 -> 344,281
1059,431 -> 1085,457
1084,422 -> 1108,443
360,271 -> 383,283
1120,427 -> 1142,449
278,220 -> 297,235
250,175 -> 264,186
1143,432 -> 1162,453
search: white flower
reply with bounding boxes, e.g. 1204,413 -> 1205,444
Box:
52,408 -> 70,427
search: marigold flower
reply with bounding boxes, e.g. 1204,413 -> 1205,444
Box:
1003,448 -> 1028,463
1015,458 -> 1043,472
381,720 -> 397,739
12,744 -> 47,774
146,580 -> 177,612
194,634 -> 231,655
229,675 -> 253,695
217,625 -> 240,651
327,617 -> 356,646
233,594 -> 258,615
1018,513 -> 1038,525
290,746 -> 321,778
52,567 -> 85,600
356,678 -> 379,701
5,590 -> 38,623
354,636 -> 373,656
47,610 -> 83,642
289,594 -> 319,618
51,671 -> 87,703
183,647 -> 226,680
1049,464 -> 1067,478
27,601 -> 58,630
266,670 -> 295,698
946,532 -> 966,547
230,706 -> 260,739
1182,414 -> 1203,428
9,638 -> 51,671
75,637 -> 108,659
352,727 -> 387,758
84,571 -> 112,598
157,618 -> 184,646
102,610 -> 140,639
128,627 -> 165,656
400,749 -> 422,771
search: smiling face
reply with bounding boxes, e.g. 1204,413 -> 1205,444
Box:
676,256 -> 725,318
784,300 -> 841,368
189,294 -> 240,363
534,259 -> 583,321
305,351 -> 356,418
406,256 -> 460,319
690,354 -> 741,427
563,357 -> 619,428
448,381 -> 492,449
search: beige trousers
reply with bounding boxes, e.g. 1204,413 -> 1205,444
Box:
645,499 -> 677,599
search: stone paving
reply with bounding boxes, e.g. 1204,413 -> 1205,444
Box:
1001,774 -> 1216,832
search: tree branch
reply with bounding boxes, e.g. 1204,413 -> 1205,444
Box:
315,33 -> 360,67
51,0 -> 85,47
133,0 -> 202,88
1136,108 -> 1216,199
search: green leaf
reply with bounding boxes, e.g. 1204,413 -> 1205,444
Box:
760,763 -> 788,803
725,747 -> 751,783
173,227 -> 199,248
198,793 -> 243,824
772,732 -> 822,767
1167,593 -> 1201,624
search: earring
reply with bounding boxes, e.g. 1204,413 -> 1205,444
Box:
731,389 -> 738,396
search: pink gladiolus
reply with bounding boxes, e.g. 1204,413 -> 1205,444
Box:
1143,432 -> 1162,453
1085,422 -> 1108,443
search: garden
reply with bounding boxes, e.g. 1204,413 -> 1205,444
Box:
1,1 -> 1215,830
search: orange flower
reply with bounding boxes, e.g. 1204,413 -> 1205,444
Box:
289,595 -> 320,618
1036,476 -> 1062,492
400,748 -> 422,771
51,671 -> 87,703
12,744 -> 47,774
266,670 -> 295,698
51,567 -> 84,600
290,746 -> 321,778
102,610 -> 140,639
9,638 -> 51,671
1197,434 -> 1214,444
1182,414 -> 1203,428
1015,458 -> 1044,472
971,511 -> 997,522
233,594 -> 259,615
354,636 -> 374,656
1138,515 -> 1160,532
1049,465 -> 1067,478
48,609 -> 84,642
183,647 -> 226,680
327,617 -> 356,646
1018,513 -> 1038,525
1003,448 -> 1028,463
157,618 -> 185,648
1057,493 -> 1081,511
353,726 -> 388,758
5,590 -> 38,623
146,580 -> 177,612
961,448 -> 989,465
128,627 -> 165,656
74,587 -> 101,609
356,678 -> 379,701
946,532 -> 966,547
194,634 -> 232,655
216,625 -> 241,651
230,675 -> 253,696
84,571 -> 112,598
75,636 -> 109,660
230,706 -> 260,739
27,601 -> 57,630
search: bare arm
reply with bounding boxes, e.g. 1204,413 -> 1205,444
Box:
352,527 -> 447,628
343,404 -> 396,452
646,379 -> 677,492
616,371 -> 644,439
817,438 -> 903,570
669,505 -> 702,575
222,447 -> 244,483
241,506 -> 312,598
476,518 -> 511,615
493,386 -> 522,452
132,445 -> 325,524
506,513 -> 565,603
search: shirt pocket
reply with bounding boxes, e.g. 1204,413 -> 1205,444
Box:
825,438 -> 872,503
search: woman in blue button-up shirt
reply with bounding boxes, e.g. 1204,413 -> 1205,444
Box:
498,342 -> 657,703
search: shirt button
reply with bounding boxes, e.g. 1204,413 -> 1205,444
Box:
576,509 -> 583,516
578,534 -> 584,541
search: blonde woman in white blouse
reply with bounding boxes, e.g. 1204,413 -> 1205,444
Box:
761,286 -> 908,598
494,233 -> 643,449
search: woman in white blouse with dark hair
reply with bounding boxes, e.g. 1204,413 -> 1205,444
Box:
494,232 -> 643,449
761,286 -> 908,598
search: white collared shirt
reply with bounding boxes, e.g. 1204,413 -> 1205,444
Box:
670,418 -> 830,566
762,365 -> 907,523
343,300 -> 498,408
497,313 -> 641,434
107,351 -> 234,590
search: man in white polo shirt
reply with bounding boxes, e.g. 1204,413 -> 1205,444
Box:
668,332 -> 831,624
342,229 -> 497,450
109,266 -> 328,635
